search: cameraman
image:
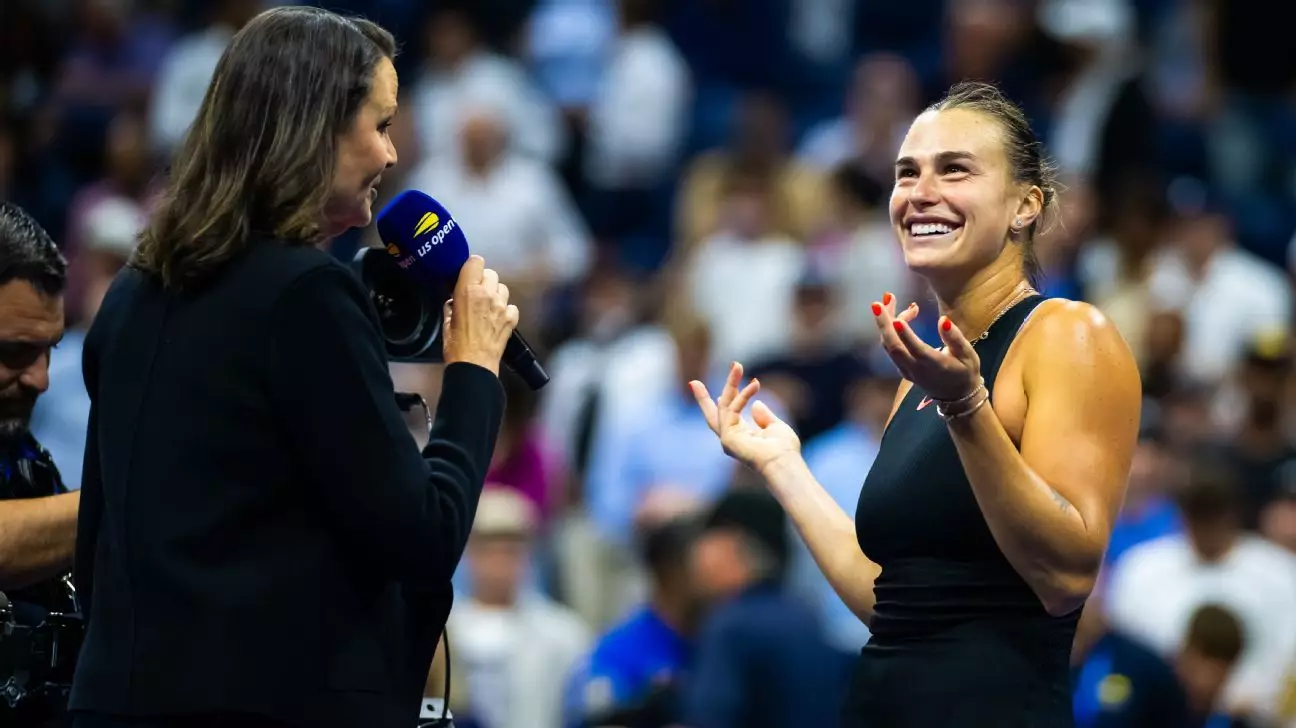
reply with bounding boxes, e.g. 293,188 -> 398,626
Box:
70,8 -> 518,728
0,202 -> 80,728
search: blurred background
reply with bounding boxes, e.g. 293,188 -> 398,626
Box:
5,0 -> 1296,725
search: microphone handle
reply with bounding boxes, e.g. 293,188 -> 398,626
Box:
503,329 -> 549,391
437,279 -> 547,390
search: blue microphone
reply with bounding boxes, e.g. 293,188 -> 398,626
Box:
375,189 -> 549,390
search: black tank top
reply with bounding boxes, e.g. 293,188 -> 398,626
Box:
855,295 -> 1079,653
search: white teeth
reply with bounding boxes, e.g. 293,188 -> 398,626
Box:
910,222 -> 955,236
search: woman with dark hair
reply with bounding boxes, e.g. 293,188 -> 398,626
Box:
692,81 -> 1142,726
70,7 -> 519,728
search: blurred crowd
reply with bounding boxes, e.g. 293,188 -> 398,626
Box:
4,0 -> 1296,726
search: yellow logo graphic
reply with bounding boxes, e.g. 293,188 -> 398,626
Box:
385,243 -> 401,257
1097,674 -> 1132,708
414,212 -> 440,237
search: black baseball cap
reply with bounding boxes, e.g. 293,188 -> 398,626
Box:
703,488 -> 790,573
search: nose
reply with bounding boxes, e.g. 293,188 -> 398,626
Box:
18,351 -> 51,394
906,168 -> 941,208
385,134 -> 398,168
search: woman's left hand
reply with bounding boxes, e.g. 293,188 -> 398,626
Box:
871,293 -> 982,401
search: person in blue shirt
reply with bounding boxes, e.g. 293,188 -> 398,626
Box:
1071,595 -> 1190,728
1072,589 -> 1255,728
565,515 -> 702,727
683,488 -> 842,728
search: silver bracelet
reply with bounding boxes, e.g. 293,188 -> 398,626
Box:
937,386 -> 990,421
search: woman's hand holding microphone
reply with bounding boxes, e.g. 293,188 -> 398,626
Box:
441,255 -> 519,375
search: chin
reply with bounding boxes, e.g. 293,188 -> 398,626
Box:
324,205 -> 372,236
0,418 -> 30,439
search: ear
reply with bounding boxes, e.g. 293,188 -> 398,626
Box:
1011,185 -> 1045,233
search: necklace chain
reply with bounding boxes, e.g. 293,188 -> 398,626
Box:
965,287 -> 1037,347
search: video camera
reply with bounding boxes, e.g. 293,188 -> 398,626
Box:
351,191 -> 548,391
352,246 -> 447,363
0,584 -> 83,724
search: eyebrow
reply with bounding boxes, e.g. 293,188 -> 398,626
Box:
894,150 -> 978,169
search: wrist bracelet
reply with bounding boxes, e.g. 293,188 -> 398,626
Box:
934,377 -> 985,407
937,385 -> 990,421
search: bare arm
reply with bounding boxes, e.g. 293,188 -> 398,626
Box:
947,303 -> 1140,616
761,455 -> 881,624
0,491 -> 80,590
690,361 -> 884,624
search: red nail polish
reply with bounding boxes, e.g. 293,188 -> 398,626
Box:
883,292 -> 893,305
942,318 -> 952,332
893,321 -> 904,333
871,303 -> 882,316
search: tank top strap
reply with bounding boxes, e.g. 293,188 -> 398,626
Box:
976,294 -> 1048,392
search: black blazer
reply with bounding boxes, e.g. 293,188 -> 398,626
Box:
70,238 -> 505,727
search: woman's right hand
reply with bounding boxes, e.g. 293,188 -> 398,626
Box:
690,362 -> 801,477
442,255 -> 519,375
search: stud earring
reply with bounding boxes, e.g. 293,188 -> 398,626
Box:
1014,217 -> 1023,229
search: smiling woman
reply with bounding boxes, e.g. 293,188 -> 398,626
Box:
131,8 -> 400,290
691,81 -> 1142,727
69,7 -> 521,728
890,84 -> 1055,293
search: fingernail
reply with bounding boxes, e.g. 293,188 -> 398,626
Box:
942,317 -> 952,331
893,321 -> 904,333
871,303 -> 882,316
883,292 -> 893,305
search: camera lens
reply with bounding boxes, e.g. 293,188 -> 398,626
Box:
374,272 -> 426,344
356,249 -> 442,360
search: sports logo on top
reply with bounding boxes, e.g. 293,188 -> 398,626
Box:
414,212 -> 440,237
413,211 -> 458,258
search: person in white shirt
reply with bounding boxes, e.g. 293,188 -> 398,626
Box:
427,487 -> 591,728
403,103 -> 593,300
409,5 -> 565,165
812,163 -> 917,345
583,0 -> 691,192
685,170 -> 807,367
1146,178 -> 1292,387
147,0 -> 262,156
1106,459 -> 1296,724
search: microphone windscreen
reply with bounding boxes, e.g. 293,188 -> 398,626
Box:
374,189 -> 470,288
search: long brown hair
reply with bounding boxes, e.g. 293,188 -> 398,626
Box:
133,7 -> 396,290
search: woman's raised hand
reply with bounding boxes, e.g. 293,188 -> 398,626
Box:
690,362 -> 801,476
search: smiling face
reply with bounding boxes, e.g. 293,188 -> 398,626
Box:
323,56 -> 398,236
889,107 -> 1042,284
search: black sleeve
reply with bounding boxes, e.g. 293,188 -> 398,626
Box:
74,331 -> 104,617
268,262 -> 505,587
